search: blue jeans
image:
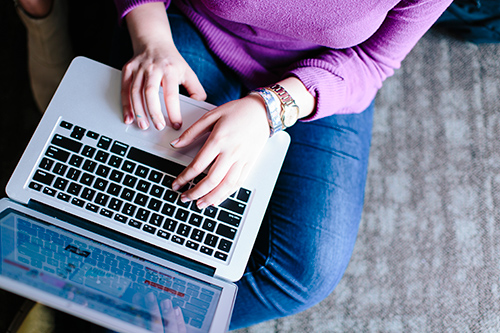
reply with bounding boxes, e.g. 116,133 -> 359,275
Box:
112,7 -> 374,330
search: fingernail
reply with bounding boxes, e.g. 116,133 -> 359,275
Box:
180,194 -> 191,203
156,122 -> 165,131
173,122 -> 181,130
175,307 -> 182,317
172,182 -> 180,191
170,138 -> 179,147
197,200 -> 208,210
139,120 -> 148,130
124,114 -> 133,124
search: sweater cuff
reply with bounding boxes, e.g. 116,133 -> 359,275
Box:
114,0 -> 170,24
288,66 -> 346,122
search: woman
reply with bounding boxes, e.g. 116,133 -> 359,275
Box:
113,0 -> 452,329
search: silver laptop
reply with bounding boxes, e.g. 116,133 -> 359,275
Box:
1,56 -> 290,332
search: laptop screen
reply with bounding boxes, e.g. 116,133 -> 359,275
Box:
0,208 -> 223,332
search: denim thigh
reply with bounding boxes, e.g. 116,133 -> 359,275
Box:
230,102 -> 374,329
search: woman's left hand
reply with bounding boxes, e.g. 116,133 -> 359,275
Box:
170,95 -> 270,209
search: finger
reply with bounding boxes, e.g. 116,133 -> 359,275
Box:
181,152 -> 236,203
183,68 -> 207,101
162,75 -> 182,130
196,160 -> 245,208
144,65 -> 166,130
130,69 -> 150,130
170,111 -> 219,149
144,292 -> 164,333
121,63 -> 135,125
175,307 -> 187,333
172,141 -> 220,192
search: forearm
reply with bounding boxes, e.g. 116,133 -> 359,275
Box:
125,2 -> 175,54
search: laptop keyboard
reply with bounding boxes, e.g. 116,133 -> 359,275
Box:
28,120 -> 252,263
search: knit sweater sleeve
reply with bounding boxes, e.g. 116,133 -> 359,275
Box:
289,0 -> 452,120
114,0 -> 169,22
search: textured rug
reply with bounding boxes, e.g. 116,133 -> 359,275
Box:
234,29 -> 500,332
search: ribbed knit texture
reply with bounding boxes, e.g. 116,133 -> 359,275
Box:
114,0 -> 452,119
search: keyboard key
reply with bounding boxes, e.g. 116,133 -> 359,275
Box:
97,136 -> 112,150
128,219 -> 142,229
157,230 -> 170,240
109,170 -> 124,183
135,165 -> 149,178
186,241 -> 199,250
147,198 -> 162,212
163,219 -> 177,232
66,168 -> 81,180
57,192 -> 70,202
217,210 -> 241,227
51,134 -> 82,153
135,208 -> 150,222
33,170 -> 55,186
81,188 -> 96,201
42,187 -> 56,197
190,229 -> 205,242
82,145 -> 96,158
29,182 -> 42,191
69,155 -> 83,167
204,234 -> 218,247
164,190 -> 177,203
175,208 -> 189,222
53,177 -> 68,190
143,224 -> 156,234
120,188 -> 135,201
108,198 -> 123,211
45,146 -> 70,163
128,147 -> 185,177
148,170 -> 163,183
202,219 -> 216,232
39,158 -> 54,171
70,126 -> 86,140
190,201 -> 202,213
216,224 -> 236,240
171,235 -> 185,245
53,163 -> 67,175
176,224 -> 191,237
134,193 -> 148,206
161,175 -> 175,188
80,173 -> 95,186
82,160 -> 97,172
188,214 -> 203,227
122,203 -> 137,217
95,193 -> 109,206
71,198 -> 85,207
149,213 -> 164,227
123,174 -> 137,188
219,198 -> 246,215
177,197 -> 190,208
218,239 -> 232,253
203,206 -> 218,218
200,246 -> 213,256
100,208 -> 113,218
60,121 -> 72,129
214,251 -> 228,261
108,155 -> 123,168
111,141 -> 129,156
105,184 -> 121,197
114,214 -> 127,223
93,178 -> 108,191
67,183 -> 82,196
86,131 -> 99,139
85,203 -> 99,213
96,165 -> 110,178
122,161 -> 136,173
161,203 -> 175,217
95,150 -> 109,163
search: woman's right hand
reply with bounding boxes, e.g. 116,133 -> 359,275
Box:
121,2 -> 206,131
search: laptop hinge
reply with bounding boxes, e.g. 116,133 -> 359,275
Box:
28,200 -> 216,277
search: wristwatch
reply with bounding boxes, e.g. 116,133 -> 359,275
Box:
267,84 -> 299,128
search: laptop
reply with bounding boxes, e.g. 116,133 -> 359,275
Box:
1,56 -> 290,332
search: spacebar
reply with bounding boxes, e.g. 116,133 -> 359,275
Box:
127,147 -> 186,176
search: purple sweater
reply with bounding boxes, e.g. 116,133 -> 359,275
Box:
114,0 -> 452,120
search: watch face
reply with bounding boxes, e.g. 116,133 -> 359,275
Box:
282,106 -> 299,128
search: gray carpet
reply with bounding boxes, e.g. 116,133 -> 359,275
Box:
235,29 -> 500,332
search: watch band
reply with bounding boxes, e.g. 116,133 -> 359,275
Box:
250,88 -> 283,137
266,84 -> 299,128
